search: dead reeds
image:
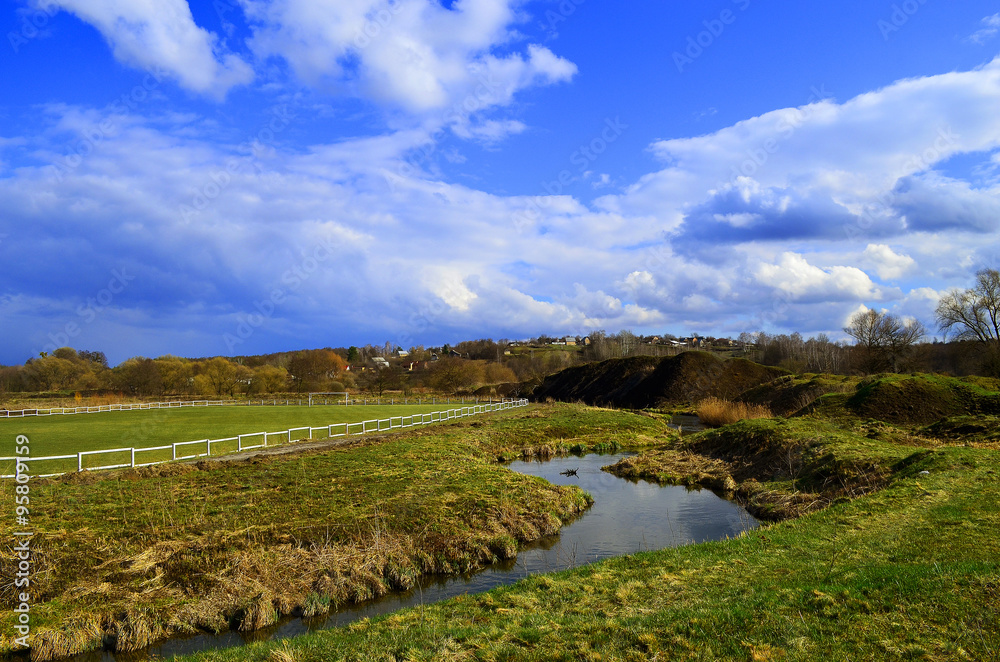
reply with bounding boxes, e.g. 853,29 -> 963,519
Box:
696,397 -> 773,427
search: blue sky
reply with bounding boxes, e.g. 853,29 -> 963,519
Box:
2,0 -> 1000,366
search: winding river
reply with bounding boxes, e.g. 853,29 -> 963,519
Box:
64,453 -> 758,661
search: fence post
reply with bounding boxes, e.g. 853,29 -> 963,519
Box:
172,444 -> 177,461
78,452 -> 82,472
131,448 -> 135,468
238,435 -> 243,452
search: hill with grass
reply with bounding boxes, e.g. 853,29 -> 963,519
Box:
531,351 -> 786,409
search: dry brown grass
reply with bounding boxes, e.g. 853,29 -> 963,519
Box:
29,617 -> 103,662
696,397 -> 773,427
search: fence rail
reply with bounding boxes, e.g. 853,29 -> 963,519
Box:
0,395 -> 503,418
1,399 -> 528,479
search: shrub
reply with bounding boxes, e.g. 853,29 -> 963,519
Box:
696,397 -> 773,427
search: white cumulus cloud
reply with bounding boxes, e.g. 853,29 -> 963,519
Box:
239,0 -> 576,122
757,253 -> 881,302
43,0 -> 254,98
862,244 -> 916,280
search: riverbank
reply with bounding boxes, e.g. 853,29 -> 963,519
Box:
168,374 -> 1000,661
175,427 -> 1000,661
0,403 -> 670,660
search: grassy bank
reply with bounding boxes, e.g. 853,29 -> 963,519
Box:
0,403 -> 670,660
608,416 -> 918,520
613,373 -> 1000,520
175,443 -> 1000,662
158,373 -> 999,661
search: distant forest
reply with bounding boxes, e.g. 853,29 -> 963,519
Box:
0,330 -> 995,403
5,269 -> 996,401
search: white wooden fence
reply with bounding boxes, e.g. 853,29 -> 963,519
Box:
1,399 -> 527,478
1,395 -> 500,418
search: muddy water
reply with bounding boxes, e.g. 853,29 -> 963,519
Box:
65,453 -> 757,661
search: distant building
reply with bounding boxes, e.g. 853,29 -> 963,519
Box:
372,357 -> 390,369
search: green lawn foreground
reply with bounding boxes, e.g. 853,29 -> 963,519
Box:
0,403 -> 668,660
173,425 -> 1000,661
0,403 -> 461,473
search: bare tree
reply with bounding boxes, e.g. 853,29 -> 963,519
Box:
844,309 -> 924,373
936,268 -> 1000,375
887,318 -> 926,371
359,363 -> 399,397
616,330 -> 638,357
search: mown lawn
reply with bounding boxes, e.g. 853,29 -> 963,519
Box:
0,403 -> 460,472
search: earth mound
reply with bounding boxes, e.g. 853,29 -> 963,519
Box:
532,351 -> 786,409
738,374 -> 853,416
847,374 -> 1000,425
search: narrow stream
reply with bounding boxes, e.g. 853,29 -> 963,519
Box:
668,413 -> 707,434
65,453 -> 758,661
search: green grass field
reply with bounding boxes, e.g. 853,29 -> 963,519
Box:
0,403 -> 467,474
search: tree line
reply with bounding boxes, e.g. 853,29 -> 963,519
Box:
2,270 -> 996,401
